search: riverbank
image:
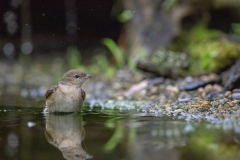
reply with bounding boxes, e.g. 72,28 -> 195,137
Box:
1,58 -> 240,125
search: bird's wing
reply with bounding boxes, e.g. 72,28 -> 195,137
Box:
45,84 -> 58,99
81,89 -> 86,101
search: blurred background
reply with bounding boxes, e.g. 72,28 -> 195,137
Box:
1,0 -> 240,99
1,1 -> 240,160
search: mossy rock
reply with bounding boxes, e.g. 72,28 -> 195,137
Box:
189,38 -> 240,74
169,23 -> 240,75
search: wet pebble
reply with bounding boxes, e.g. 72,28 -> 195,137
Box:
197,108 -> 210,112
205,91 -> 221,101
232,92 -> 240,100
173,109 -> 183,113
166,85 -> 179,94
178,97 -> 191,103
224,91 -> 231,98
179,80 -> 206,91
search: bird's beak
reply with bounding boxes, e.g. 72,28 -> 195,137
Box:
85,74 -> 92,79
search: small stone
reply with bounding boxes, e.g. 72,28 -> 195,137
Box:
205,91 -> 220,101
165,105 -> 172,111
188,108 -> 196,114
140,89 -> 147,96
201,91 -> 206,98
149,95 -> 157,100
232,92 -> 240,100
211,101 -> 220,108
116,96 -> 124,100
150,87 -> 158,93
204,84 -> 213,93
232,89 -> 240,93
197,108 -> 209,112
178,97 -> 191,103
193,105 -> 199,108
224,91 -> 231,97
197,101 -> 211,108
212,84 -> 222,92
185,76 -> 193,82
197,87 -> 204,92
166,85 -> 179,94
174,109 -> 183,113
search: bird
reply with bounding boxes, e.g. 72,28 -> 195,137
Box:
44,69 -> 91,113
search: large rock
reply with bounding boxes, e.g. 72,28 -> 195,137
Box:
222,58 -> 240,91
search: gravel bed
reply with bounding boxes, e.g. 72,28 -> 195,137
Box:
1,60 -> 240,124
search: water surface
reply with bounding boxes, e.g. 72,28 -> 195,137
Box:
0,97 -> 240,160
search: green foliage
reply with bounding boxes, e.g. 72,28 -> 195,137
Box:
91,54 -> 117,79
188,23 -> 220,42
181,127 -> 240,160
117,10 -> 133,23
128,58 -> 137,72
162,0 -> 178,10
67,44 -> 118,79
19,53 -> 31,62
137,48 -> 189,77
189,38 -> 240,74
110,0 -> 132,23
137,48 -> 148,59
67,39 -> 137,79
187,24 -> 240,74
231,23 -> 240,37
102,38 -> 125,68
103,38 -> 137,73
67,45 -> 85,70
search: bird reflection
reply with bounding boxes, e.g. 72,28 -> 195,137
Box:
45,113 -> 92,160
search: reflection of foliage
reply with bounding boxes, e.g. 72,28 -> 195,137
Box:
104,119 -> 124,152
104,117 -> 136,153
180,127 -> 240,160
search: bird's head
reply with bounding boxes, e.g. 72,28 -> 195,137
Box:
61,69 -> 92,87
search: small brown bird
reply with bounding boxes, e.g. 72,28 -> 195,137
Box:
44,69 -> 91,113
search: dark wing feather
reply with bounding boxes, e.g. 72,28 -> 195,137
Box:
81,89 -> 86,101
45,85 -> 58,99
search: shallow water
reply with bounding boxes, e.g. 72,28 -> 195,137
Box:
0,97 -> 240,160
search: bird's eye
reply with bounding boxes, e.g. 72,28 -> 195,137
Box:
74,75 -> 80,78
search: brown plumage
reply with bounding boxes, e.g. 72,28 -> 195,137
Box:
44,69 -> 91,113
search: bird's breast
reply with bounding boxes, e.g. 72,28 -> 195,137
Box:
59,84 -> 81,95
55,84 -> 82,112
